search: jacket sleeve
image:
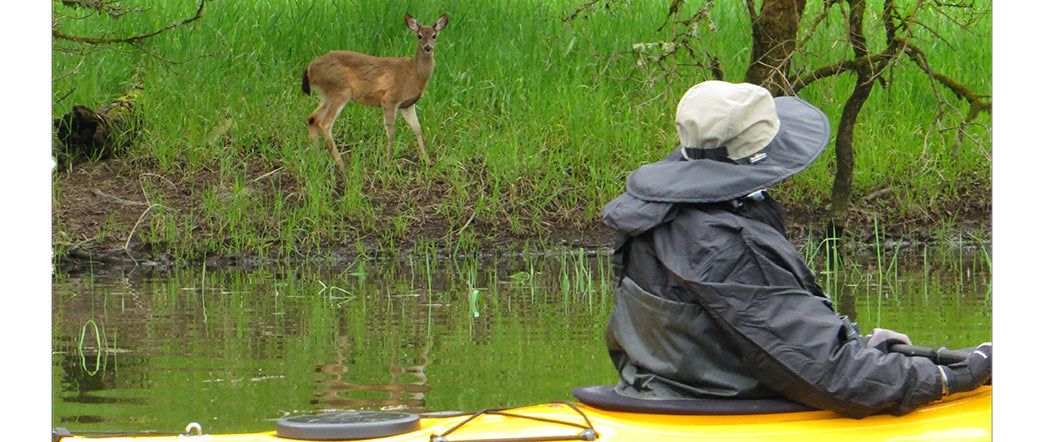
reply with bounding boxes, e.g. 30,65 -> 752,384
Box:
653,212 -> 944,418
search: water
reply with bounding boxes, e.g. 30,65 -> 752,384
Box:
51,246 -> 991,435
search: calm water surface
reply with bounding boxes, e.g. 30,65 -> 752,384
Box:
52,246 -> 991,434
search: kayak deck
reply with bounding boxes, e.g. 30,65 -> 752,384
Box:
55,386 -> 990,442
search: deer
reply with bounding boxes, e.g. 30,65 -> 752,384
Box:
301,13 -> 449,170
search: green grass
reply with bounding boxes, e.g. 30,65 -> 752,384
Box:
51,0 -> 992,260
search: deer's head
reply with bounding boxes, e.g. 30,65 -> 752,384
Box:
406,13 -> 448,55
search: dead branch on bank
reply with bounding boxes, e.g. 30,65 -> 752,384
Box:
124,203 -> 167,265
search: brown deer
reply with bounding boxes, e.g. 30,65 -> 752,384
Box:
302,13 -> 449,170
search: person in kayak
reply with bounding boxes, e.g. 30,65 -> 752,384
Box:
600,80 -> 992,418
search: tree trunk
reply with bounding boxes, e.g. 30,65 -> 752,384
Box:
827,0 -> 874,240
744,0 -> 806,95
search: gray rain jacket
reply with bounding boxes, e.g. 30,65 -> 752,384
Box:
601,154 -> 944,418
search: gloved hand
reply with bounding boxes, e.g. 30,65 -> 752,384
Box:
866,328 -> 911,353
940,342 -> 992,395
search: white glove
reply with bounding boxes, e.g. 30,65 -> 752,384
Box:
866,328 -> 911,352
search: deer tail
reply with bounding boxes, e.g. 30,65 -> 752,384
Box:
301,68 -> 311,95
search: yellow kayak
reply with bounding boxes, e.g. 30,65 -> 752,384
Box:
53,385 -> 990,442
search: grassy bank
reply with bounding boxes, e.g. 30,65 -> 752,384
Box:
51,0 -> 992,265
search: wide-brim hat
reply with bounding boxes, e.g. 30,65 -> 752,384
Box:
624,81 -> 831,204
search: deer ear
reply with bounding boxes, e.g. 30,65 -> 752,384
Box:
405,13 -> 420,32
434,13 -> 448,32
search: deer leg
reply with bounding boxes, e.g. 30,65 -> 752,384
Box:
317,96 -> 350,171
400,105 -> 430,165
306,101 -> 328,145
381,104 -> 398,161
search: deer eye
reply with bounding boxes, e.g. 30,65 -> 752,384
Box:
417,35 -> 422,39
431,34 -> 437,39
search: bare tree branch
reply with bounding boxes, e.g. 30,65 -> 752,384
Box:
52,52 -> 91,84
60,0 -> 146,19
898,38 -> 991,118
53,0 -> 208,45
564,0 -> 607,23
791,54 -> 888,92
796,2 -> 837,48
746,0 -> 758,18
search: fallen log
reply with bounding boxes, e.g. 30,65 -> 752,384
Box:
53,87 -> 142,168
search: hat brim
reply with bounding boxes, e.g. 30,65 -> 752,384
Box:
625,96 -> 830,204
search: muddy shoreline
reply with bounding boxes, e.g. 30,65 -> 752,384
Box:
53,158 -> 991,274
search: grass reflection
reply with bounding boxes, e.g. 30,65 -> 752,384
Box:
52,246 -> 990,433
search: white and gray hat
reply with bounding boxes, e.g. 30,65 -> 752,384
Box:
625,81 -> 831,203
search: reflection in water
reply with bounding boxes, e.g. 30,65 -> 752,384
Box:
51,246 -> 990,434
53,334 -> 150,425
314,336 -> 433,412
